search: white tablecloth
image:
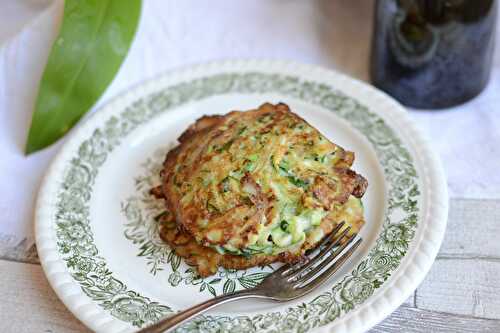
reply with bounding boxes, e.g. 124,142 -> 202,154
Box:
1,0 -> 499,247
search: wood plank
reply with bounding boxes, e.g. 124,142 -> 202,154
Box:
0,235 -> 39,264
370,305 -> 500,333
416,259 -> 500,320
439,199 -> 500,258
0,260 -> 90,333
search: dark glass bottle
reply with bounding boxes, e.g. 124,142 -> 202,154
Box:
371,0 -> 497,109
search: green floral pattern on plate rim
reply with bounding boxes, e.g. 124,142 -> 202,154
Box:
55,72 -> 419,331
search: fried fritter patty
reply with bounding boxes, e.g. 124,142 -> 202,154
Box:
160,103 -> 367,260
156,196 -> 365,277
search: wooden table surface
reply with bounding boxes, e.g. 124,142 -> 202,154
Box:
1,198 -> 499,332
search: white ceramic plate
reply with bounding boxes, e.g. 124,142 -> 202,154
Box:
36,60 -> 448,333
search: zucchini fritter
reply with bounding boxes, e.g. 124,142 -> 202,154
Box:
155,103 -> 367,277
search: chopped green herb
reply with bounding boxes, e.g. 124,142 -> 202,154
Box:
214,246 -> 226,255
280,220 -> 289,231
257,114 -> 273,123
241,251 -> 252,259
237,126 -> 247,135
220,177 -> 231,192
242,247 -> 265,256
288,175 -> 309,188
216,139 -> 234,152
277,158 -> 309,188
229,169 -> 244,179
243,159 -> 256,172
247,154 -> 259,162
270,155 -> 276,169
305,153 -> 320,161
207,202 -> 220,213
224,248 -> 243,256
279,159 -> 290,172
154,211 -> 169,222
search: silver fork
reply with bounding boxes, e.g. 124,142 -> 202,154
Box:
139,222 -> 362,333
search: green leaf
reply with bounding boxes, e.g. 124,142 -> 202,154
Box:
167,251 -> 174,263
287,175 -> 309,189
222,279 -> 236,294
81,286 -> 113,301
25,0 -> 142,154
207,284 -> 217,297
170,254 -> 181,271
209,278 -> 222,285
237,272 -> 269,289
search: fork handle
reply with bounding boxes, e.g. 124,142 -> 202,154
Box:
138,289 -> 263,333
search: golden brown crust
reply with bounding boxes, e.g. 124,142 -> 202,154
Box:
162,103 -> 366,248
154,102 -> 367,277
178,115 -> 224,143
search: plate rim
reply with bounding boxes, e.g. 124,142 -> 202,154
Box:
35,59 -> 448,333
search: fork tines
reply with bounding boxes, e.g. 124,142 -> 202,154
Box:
283,222 -> 362,292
